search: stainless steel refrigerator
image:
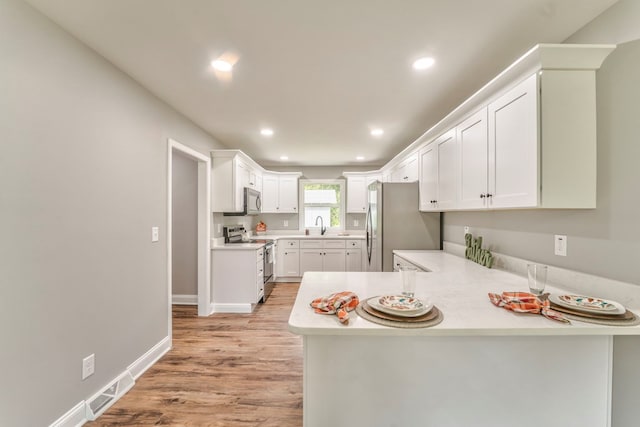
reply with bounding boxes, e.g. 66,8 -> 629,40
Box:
365,181 -> 440,272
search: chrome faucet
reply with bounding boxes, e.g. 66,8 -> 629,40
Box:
315,216 -> 327,235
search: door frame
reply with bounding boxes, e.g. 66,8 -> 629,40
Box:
167,138 -> 211,327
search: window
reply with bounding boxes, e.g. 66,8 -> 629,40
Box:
299,179 -> 345,232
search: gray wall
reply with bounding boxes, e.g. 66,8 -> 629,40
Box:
172,153 -> 198,297
444,24 -> 640,286
0,0 -> 224,425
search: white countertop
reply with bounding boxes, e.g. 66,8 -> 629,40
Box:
288,251 -> 640,337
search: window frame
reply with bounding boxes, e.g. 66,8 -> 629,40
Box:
298,179 -> 346,233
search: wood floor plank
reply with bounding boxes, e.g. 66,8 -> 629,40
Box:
88,283 -> 303,426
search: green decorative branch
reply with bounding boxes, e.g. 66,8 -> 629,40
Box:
464,233 -> 494,268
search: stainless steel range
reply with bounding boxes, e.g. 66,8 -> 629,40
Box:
223,225 -> 274,302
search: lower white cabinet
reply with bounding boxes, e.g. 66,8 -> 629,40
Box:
211,247 -> 264,313
299,239 -> 346,272
277,238 -> 365,278
277,239 -> 300,277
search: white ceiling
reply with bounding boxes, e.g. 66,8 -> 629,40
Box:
24,0 -> 617,167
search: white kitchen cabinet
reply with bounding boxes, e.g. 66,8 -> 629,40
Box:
419,129 -> 457,211
299,239 -> 346,273
345,248 -> 362,271
277,239 -> 300,277
389,154 -> 418,183
211,247 -> 264,313
346,175 -> 367,213
210,152 -> 247,213
457,108 -> 489,209
456,72 -> 579,210
487,74 -> 538,208
344,173 -> 380,213
262,173 -> 300,213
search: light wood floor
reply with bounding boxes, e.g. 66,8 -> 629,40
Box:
88,283 -> 303,426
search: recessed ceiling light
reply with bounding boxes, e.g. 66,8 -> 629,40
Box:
356,156 -> 365,161
211,59 -> 233,72
260,128 -> 274,136
412,57 -> 435,70
371,128 -> 384,137
280,155 -> 289,161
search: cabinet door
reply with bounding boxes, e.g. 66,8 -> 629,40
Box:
323,250 -> 346,272
457,109 -> 489,209
278,176 -> 299,213
404,155 -> 419,182
345,249 -> 362,271
261,173 -> 279,213
346,176 -> 367,213
280,249 -> 300,277
488,74 -> 538,208
437,130 -> 458,210
300,249 -> 323,273
390,166 -> 404,183
419,143 -> 438,211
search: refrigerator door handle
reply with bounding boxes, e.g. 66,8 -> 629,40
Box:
365,204 -> 372,263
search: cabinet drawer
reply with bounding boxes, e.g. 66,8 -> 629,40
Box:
280,239 -> 299,248
323,240 -> 346,249
300,239 -> 323,249
346,240 -> 362,249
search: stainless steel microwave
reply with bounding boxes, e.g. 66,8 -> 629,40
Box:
224,187 -> 261,216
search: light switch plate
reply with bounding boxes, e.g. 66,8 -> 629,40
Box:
283,220 -> 288,227
151,227 -> 159,242
554,235 -> 567,256
354,219 -> 359,227
82,354 -> 95,380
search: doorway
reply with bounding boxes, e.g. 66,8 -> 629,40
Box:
167,138 -> 211,330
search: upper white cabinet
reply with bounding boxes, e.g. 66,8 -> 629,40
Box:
210,151 -> 258,213
414,44 -> 614,211
211,150 -> 299,214
457,109 -> 490,209
346,175 -> 367,213
419,129 -> 458,211
388,154 -> 418,183
261,172 -> 301,213
344,172 -> 381,213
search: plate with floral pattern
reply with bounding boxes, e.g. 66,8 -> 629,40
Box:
368,295 -> 432,317
549,294 -> 625,315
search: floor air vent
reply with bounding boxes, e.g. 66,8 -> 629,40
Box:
85,371 -> 135,420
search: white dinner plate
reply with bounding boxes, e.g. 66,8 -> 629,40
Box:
549,293 -> 625,315
367,296 -> 433,318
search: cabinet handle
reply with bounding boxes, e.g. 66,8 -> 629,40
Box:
293,207 -> 297,210
487,193 -> 493,198
480,194 -> 486,198
404,176 -> 408,180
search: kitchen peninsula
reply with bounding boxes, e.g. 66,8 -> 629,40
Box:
288,251 -> 640,427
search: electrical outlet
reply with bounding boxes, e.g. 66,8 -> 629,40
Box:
283,220 -> 288,227
464,226 -> 470,236
217,224 -> 222,234
354,219 -> 359,227
82,354 -> 95,380
554,235 -> 567,256
151,226 -> 159,242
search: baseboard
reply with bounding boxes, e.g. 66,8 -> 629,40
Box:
49,401 -> 85,427
172,294 -> 197,305
211,303 -> 254,313
127,335 -> 171,379
48,336 -> 171,427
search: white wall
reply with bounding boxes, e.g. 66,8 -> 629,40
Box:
0,0 -> 225,425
